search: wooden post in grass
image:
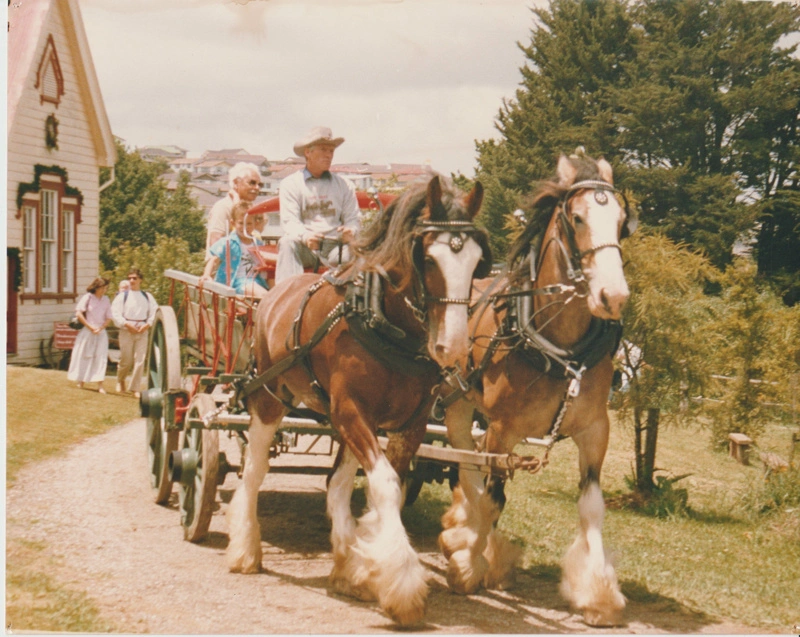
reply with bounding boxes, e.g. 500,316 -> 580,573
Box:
728,432 -> 753,465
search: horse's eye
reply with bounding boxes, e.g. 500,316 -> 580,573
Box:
424,256 -> 435,267
573,215 -> 585,227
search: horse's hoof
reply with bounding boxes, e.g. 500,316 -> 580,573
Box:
583,607 -> 624,627
228,558 -> 262,574
329,574 -> 376,602
445,551 -> 486,595
385,598 -> 427,628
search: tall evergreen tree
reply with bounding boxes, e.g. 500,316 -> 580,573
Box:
475,0 -> 800,278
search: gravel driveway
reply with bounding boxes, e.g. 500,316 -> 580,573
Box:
6,418 -> 762,634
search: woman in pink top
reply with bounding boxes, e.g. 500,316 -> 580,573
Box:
67,277 -> 114,393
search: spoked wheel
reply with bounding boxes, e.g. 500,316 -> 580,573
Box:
175,393 -> 219,543
143,306 -> 182,504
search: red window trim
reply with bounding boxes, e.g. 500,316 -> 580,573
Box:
35,34 -> 65,107
18,171 -> 81,304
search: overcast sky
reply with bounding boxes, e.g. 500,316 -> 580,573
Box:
79,0 -> 546,176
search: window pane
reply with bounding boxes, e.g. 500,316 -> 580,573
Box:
23,206 -> 36,293
40,190 -> 57,292
62,210 -> 74,292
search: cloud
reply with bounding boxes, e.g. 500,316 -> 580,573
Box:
80,0 -> 540,175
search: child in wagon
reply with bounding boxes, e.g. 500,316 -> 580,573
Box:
200,202 -> 269,298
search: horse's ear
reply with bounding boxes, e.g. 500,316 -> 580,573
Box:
466,181 -> 484,220
556,155 -> 577,187
597,158 -> 614,185
621,206 -> 639,239
424,175 -> 444,221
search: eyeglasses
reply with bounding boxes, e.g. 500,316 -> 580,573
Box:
244,179 -> 263,187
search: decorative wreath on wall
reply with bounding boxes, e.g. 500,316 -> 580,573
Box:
45,114 -> 59,151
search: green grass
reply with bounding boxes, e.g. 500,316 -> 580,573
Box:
404,412 -> 800,630
5,365 -> 138,632
6,366 -> 138,485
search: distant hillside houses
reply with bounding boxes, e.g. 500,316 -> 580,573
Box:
136,145 -> 436,221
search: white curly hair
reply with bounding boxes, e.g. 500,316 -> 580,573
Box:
228,162 -> 261,189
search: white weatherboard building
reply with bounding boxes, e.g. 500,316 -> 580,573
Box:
7,0 -> 116,364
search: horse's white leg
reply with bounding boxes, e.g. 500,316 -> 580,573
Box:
356,454 -> 427,627
560,479 -> 626,626
226,412 -> 279,573
480,477 -> 521,591
439,400 -> 500,593
327,446 -> 375,601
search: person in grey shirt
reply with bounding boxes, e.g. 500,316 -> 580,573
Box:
276,127 -> 360,284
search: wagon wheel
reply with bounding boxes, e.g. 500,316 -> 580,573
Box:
144,306 -> 182,504
178,393 -> 219,543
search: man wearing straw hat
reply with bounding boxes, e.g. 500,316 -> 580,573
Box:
275,126 -> 360,284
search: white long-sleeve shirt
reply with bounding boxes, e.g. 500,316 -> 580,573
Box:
278,169 -> 360,242
111,289 -> 157,329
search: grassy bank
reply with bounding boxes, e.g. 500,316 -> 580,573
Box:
406,413 -> 800,631
6,365 -> 138,632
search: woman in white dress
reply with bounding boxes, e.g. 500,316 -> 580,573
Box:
67,277 -> 113,393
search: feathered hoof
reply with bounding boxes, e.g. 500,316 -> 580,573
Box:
383,593 -> 427,628
227,554 -> 262,574
438,525 -> 472,562
482,532 -> 521,591
329,571 -> 376,602
583,605 -> 624,627
445,549 -> 487,595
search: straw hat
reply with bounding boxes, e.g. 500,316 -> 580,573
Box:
293,126 -> 345,157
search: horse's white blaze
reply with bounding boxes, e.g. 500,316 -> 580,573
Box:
427,235 -> 483,367
582,196 -> 629,320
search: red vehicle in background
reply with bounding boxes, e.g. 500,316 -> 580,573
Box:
245,190 -> 397,285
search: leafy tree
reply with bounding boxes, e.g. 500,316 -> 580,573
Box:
100,140 -> 206,271
703,259 -> 800,444
755,190 -> 800,305
104,235 -> 204,307
615,232 -> 717,493
615,0 -> 799,270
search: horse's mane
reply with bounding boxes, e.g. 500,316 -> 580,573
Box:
353,176 -> 464,289
506,154 -> 610,279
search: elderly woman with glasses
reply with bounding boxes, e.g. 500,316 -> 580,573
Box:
67,277 -> 113,393
206,161 -> 263,256
111,268 -> 157,398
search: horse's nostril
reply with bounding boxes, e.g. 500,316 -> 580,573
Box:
601,290 -> 612,313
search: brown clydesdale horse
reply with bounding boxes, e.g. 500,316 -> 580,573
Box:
439,152 -> 637,626
226,176 -> 490,626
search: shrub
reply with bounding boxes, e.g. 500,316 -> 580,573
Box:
104,234 -> 204,306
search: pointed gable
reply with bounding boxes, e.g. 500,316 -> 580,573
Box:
36,34 -> 65,106
8,0 -> 115,167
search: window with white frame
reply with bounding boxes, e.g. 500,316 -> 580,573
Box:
40,189 -> 57,293
61,208 -> 74,292
22,206 -> 37,294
